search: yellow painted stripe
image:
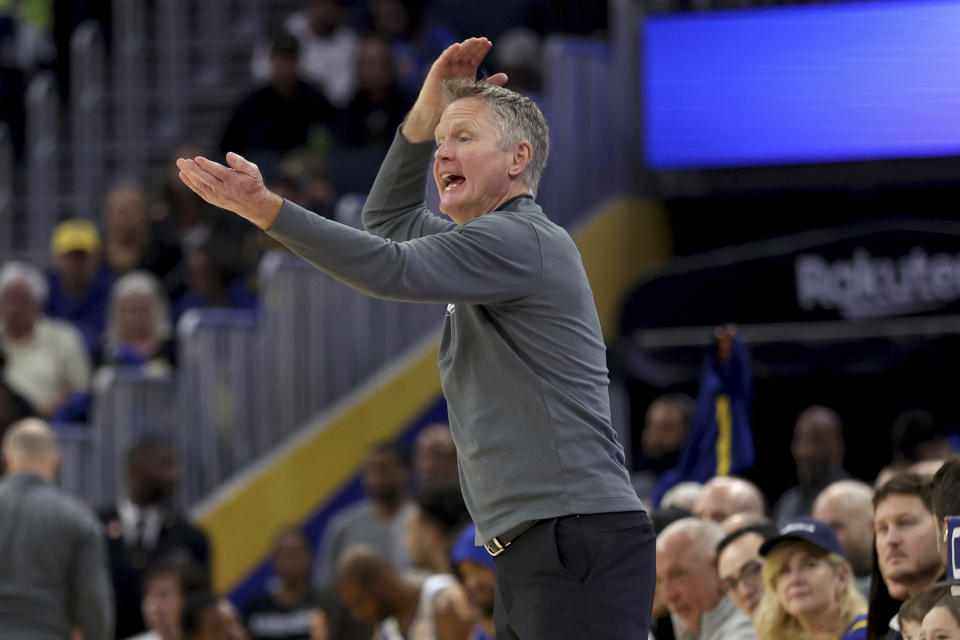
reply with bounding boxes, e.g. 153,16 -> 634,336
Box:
572,198 -> 672,341
196,197 -> 673,593
195,334 -> 442,591
715,395 -> 732,476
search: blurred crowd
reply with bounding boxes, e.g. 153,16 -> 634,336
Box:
637,390 -> 960,640
0,414 -> 497,640
4,2 -> 960,640
0,0 -> 588,428
0,0 -> 602,164
7,371 -> 960,640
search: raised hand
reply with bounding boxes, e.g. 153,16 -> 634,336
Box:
176,152 -> 284,230
403,37 -> 508,143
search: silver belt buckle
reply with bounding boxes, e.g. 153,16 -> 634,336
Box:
484,536 -> 509,557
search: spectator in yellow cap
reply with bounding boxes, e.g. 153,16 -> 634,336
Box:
45,218 -> 114,356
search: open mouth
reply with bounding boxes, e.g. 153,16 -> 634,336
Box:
441,173 -> 465,191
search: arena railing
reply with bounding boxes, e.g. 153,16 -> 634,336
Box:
57,250 -> 444,507
156,0 -> 186,140
70,21 -> 106,222
54,422 -> 100,506
26,71 -> 58,263
540,36 -> 624,228
176,308 -> 261,505
254,251 -> 444,442
112,0 -> 146,182
88,367 -> 180,508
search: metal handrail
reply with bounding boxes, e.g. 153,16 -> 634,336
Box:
70,20 -> 105,218
26,71 -> 58,262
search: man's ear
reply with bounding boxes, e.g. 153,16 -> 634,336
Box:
508,141 -> 533,179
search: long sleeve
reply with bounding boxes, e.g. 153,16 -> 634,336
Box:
71,517 -> 114,640
58,320 -> 92,394
361,129 -> 456,241
267,200 -> 542,305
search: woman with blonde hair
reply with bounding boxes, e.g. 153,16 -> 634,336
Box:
754,517 -> 867,640
101,270 -> 174,375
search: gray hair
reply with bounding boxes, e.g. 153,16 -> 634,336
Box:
104,270 -> 172,349
657,517 -> 725,559
0,261 -> 48,305
660,481 -> 703,512
440,79 -> 550,197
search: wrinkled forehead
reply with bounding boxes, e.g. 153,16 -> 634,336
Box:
437,98 -> 492,129
658,536 -> 708,568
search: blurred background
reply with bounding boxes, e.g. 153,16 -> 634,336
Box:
1,0 -> 959,617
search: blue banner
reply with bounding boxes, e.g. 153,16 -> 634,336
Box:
644,0 -> 960,169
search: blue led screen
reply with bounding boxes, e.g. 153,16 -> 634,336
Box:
643,1 -> 960,169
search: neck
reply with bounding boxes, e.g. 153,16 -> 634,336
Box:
128,336 -> 159,351
10,466 -> 52,482
3,323 -> 33,342
480,617 -> 495,635
495,189 -> 532,211
903,568 -> 944,598
130,494 -> 163,509
799,606 -> 842,640
159,626 -> 181,640
428,549 -> 451,576
688,593 -> 723,634
272,80 -> 296,98
276,576 -> 309,604
63,280 -> 91,297
372,496 -> 403,520
394,577 -> 423,633
799,468 -> 841,490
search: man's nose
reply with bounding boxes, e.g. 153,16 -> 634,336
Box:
435,141 -> 453,160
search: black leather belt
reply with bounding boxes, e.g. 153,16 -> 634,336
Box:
483,520 -> 537,557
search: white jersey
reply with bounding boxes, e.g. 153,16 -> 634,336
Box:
380,574 -> 457,640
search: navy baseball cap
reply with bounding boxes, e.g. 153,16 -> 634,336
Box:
759,517 -> 846,559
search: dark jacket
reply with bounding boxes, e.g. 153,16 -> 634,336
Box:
98,503 -> 211,639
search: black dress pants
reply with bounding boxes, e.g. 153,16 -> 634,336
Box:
493,511 -> 656,640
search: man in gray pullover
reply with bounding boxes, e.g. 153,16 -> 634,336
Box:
178,37 -> 654,640
0,418 -> 114,639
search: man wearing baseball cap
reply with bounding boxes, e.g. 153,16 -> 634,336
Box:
755,517 -> 867,640
46,218 -> 114,355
